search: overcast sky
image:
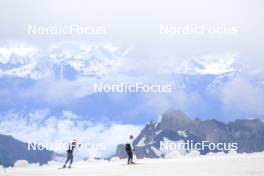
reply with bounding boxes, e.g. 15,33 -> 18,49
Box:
0,0 -> 264,157
0,0 -> 263,56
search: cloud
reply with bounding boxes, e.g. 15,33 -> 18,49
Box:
1,41 -> 264,120
221,77 -> 264,117
0,43 -> 38,64
0,110 -> 142,158
21,78 -> 95,105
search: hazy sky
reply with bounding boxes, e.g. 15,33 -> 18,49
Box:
1,0 -> 264,118
0,0 -> 263,54
0,0 -> 264,158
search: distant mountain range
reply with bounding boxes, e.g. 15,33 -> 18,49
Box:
0,43 -> 238,79
116,109 -> 264,158
0,134 -> 54,167
0,43 -> 125,80
0,44 -> 245,123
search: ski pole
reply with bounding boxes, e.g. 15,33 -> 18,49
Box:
72,144 -> 81,161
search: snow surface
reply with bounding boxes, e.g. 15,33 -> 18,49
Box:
137,137 -> 146,147
177,130 -> 188,138
3,153 -> 264,176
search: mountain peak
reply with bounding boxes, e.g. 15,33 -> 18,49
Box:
162,109 -> 189,119
116,110 -> 264,159
160,109 -> 192,131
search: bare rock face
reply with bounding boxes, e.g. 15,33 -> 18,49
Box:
116,109 -> 264,159
0,134 -> 55,167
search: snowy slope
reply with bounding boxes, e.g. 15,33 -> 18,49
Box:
4,153 -> 264,176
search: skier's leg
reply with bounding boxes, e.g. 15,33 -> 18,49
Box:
128,155 -> 130,164
127,151 -> 130,164
63,154 -> 70,168
128,152 -> 132,164
131,152 -> 134,164
69,153 -> 73,168
129,152 -> 135,164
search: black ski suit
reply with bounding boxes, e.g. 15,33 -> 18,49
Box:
63,143 -> 76,167
125,140 -> 134,164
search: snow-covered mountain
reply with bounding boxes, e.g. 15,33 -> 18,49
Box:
0,43 -> 125,80
0,44 -> 242,93
0,43 -> 239,79
1,43 -> 263,124
178,53 -> 239,75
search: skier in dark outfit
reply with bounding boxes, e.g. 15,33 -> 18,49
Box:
125,135 -> 135,165
63,140 -> 77,168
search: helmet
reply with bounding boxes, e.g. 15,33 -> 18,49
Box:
129,135 -> 133,139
